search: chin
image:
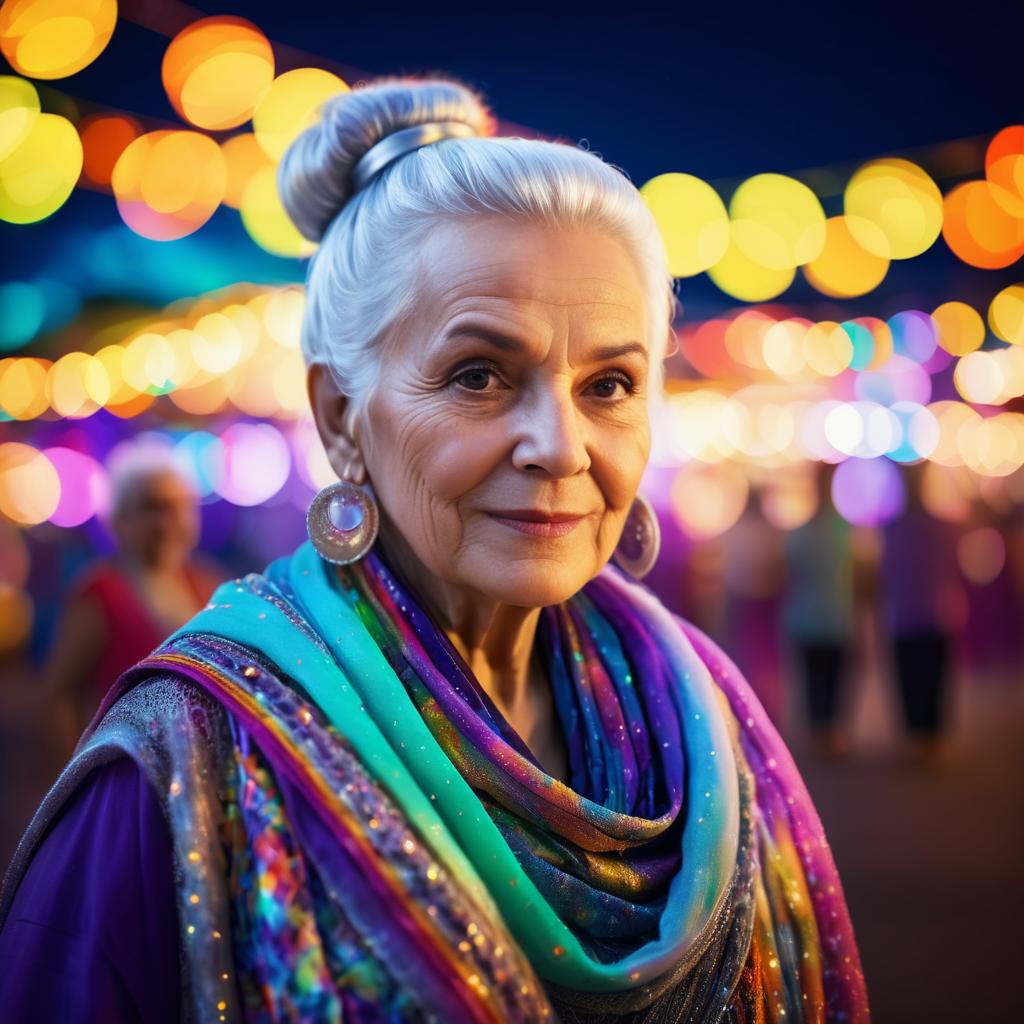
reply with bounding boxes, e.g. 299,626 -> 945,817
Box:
461,549 -> 597,608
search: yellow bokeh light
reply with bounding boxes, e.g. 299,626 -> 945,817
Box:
844,158 -> 943,260
931,301 -> 985,356
729,173 -> 825,270
162,16 -> 275,131
0,443 -> 59,524
0,75 -> 39,161
802,215 -> 890,298
192,313 -> 242,373
47,352 -> 108,417
112,130 -> 225,241
239,164 -> 315,257
988,283 -> 1024,345
263,288 -> 304,347
270,350 -> 309,417
804,320 -> 854,376
707,225 -> 794,302
0,0 -> 117,79
639,173 -> 729,277
220,133 -> 272,209
0,112 -> 81,223
252,67 -> 348,161
762,318 -> 809,377
94,344 -> 136,405
0,357 -> 49,418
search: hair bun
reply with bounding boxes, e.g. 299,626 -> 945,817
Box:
276,74 -> 496,244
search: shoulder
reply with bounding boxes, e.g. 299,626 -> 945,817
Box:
66,558 -> 125,605
0,754 -> 180,1021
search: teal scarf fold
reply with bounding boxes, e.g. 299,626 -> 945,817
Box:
171,540 -> 740,993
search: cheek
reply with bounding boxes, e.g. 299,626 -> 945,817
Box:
595,422 -> 651,510
365,400 -> 509,528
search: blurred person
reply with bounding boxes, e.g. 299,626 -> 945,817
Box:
880,462 -> 964,763
43,462 -> 222,751
782,462 -> 856,756
0,76 -> 867,1022
721,489 -> 786,726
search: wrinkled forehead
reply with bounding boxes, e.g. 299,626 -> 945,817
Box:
413,217 -> 650,336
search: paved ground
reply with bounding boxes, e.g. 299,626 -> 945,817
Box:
786,631 -> 1023,1023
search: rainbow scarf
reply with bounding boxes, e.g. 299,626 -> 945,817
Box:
62,538 -> 869,1021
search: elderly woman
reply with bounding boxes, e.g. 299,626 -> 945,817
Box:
0,77 -> 869,1022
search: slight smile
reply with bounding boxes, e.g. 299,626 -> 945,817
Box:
486,510 -> 586,538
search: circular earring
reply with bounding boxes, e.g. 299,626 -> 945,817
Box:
611,493 -> 661,580
306,480 -> 379,565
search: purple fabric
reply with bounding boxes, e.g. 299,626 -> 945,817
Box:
0,757 -> 180,1023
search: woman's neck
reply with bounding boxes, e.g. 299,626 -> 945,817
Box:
374,525 -> 543,713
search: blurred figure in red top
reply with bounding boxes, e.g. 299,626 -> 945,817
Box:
44,462 -> 223,754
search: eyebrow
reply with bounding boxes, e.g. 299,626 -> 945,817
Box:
444,325 -> 649,363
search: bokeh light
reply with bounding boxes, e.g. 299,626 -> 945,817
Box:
43,446 -> 108,527
216,422 -> 291,506
984,126 -> 1024,216
220,132 -> 273,209
803,320 -> 854,376
0,74 -> 39,161
112,130 -> 226,240
0,111 -> 82,223
80,113 -> 141,187
0,280 -> 44,351
844,158 -> 943,259
729,173 -> 825,270
888,310 -> 938,364
0,0 -> 117,79
707,225 -> 795,301
0,357 -> 49,418
942,180 -> 1024,269
162,16 -> 275,131
0,442 -> 59,524
802,215 -> 890,298
932,300 -> 985,356
988,283 -> 1024,345
239,164 -> 314,257
831,457 -> 906,526
957,527 -> 1006,586
252,67 -> 348,161
640,173 -> 729,277
669,460 -> 749,539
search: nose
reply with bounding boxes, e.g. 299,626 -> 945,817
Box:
511,382 -> 591,477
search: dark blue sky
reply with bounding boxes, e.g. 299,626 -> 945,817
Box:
2,0 -> 1021,317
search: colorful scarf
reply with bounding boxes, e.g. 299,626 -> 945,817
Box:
1,539 -> 869,1022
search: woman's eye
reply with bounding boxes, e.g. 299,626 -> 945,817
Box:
452,365 -> 498,391
590,373 -> 635,399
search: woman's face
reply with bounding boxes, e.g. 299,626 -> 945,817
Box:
348,216 -> 653,608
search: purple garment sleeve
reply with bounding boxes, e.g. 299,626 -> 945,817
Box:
0,756 -> 181,1023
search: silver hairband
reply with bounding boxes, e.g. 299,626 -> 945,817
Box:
350,120 -> 478,192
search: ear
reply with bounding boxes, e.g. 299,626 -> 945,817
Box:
663,325 -> 680,360
307,363 -> 367,485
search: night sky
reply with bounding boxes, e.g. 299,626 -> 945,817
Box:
2,0 -> 1021,318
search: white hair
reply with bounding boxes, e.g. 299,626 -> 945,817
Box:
277,75 -> 676,433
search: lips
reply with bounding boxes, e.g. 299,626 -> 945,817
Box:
486,510 -> 586,538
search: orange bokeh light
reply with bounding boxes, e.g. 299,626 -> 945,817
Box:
942,180 -> 1024,270
111,130 -> 226,241
80,114 -> 142,187
162,16 -> 275,131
